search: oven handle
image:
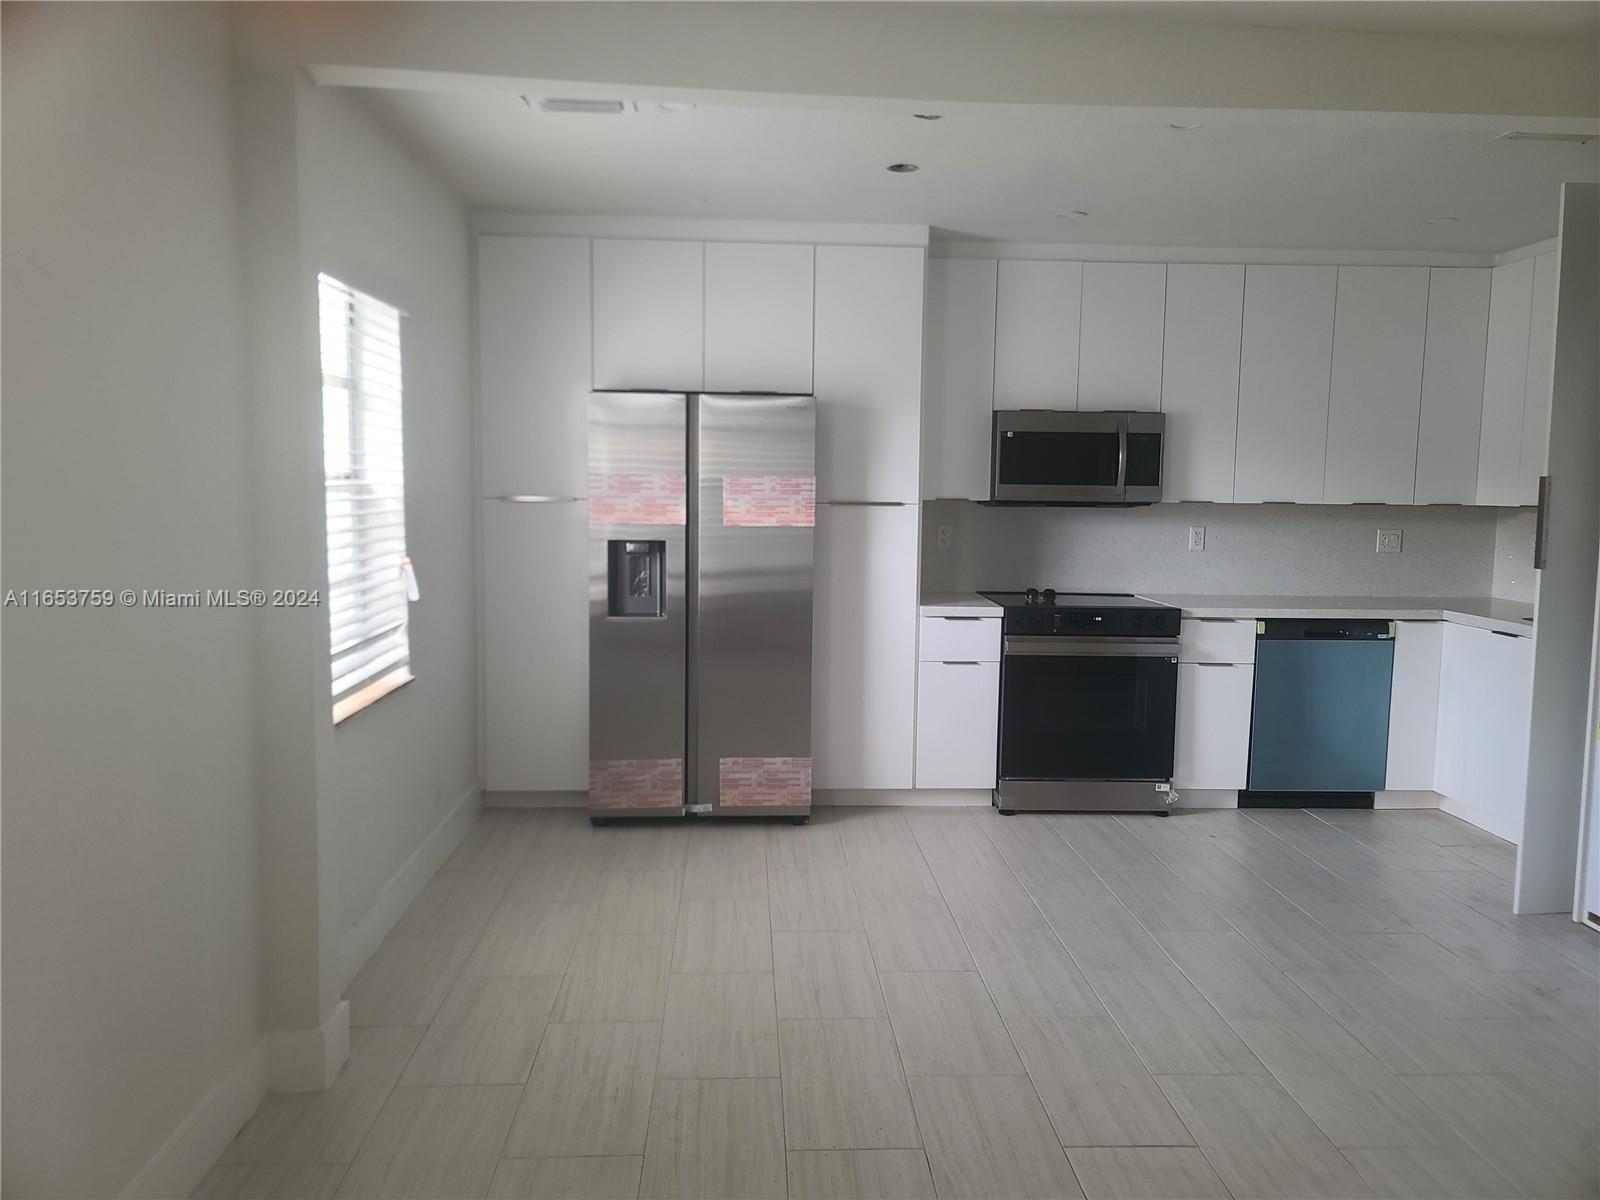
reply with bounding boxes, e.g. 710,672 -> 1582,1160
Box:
1116,422 -> 1128,496
1004,636 -> 1179,658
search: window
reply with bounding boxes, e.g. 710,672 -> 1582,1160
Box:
318,274 -> 412,721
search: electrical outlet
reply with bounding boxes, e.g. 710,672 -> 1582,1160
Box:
936,524 -> 953,550
1187,525 -> 1206,552
1376,528 -> 1403,554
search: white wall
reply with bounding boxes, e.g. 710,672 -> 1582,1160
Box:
1493,508 -> 1539,602
1,6 -> 261,1197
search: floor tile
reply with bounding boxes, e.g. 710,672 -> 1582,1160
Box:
769,856 -> 862,932
682,828 -> 769,898
465,898 -> 588,977
785,1150 -> 936,1199
670,896 -> 772,972
1467,1016 -> 1600,1115
1065,1148 -> 1230,1200
553,933 -> 670,1022
488,1156 -> 643,1200
1031,889 -> 1174,972
842,838 -> 943,901
879,971 -> 1023,1077
1084,968 -> 1264,1075
984,820 -> 1109,897
1340,1147 -> 1518,1199
347,935 -> 474,1027
905,812 -> 1010,872
1006,1015 -> 1191,1147
859,894 -> 974,972
779,1018 -> 921,1150
1285,971 -> 1505,1075
964,928 -> 1106,1024
504,1021 -> 660,1158
1215,899 -> 1378,974
191,1163 -> 347,1199
1156,1074 -> 1374,1199
658,972 -> 778,1078
773,930 -> 886,1019
585,869 -> 682,934
1155,931 -> 1321,1018
392,870 -> 512,938
638,1077 -> 787,1199
334,1085 -> 520,1199
1052,815 -> 1168,873
1096,868 -> 1237,935
931,864 -> 1050,933
908,1074 -> 1086,1199
399,973 -> 560,1086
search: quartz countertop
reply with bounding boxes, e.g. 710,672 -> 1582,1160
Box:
919,592 -> 1000,617
1139,594 -> 1535,637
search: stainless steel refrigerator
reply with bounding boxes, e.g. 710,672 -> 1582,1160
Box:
587,391 -> 816,822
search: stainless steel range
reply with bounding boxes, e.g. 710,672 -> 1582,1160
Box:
979,590 -> 1181,815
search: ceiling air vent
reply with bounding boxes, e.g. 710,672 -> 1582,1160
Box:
1495,131 -> 1597,145
531,97 -> 627,115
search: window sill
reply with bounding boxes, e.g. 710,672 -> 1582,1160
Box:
333,668 -> 414,726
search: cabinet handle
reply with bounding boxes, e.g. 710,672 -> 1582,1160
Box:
826,500 -> 911,507
937,616 -> 983,622
1194,617 -> 1237,623
1192,661 -> 1238,667
1491,630 -> 1524,639
941,660 -> 983,666
496,494 -> 580,504
1533,475 -> 1551,570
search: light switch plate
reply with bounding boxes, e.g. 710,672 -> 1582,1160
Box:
936,524 -> 953,550
1376,528 -> 1403,553
1188,525 -> 1206,552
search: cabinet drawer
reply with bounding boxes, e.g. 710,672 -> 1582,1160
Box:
919,615 -> 1002,662
915,660 -> 1000,789
1179,618 -> 1256,664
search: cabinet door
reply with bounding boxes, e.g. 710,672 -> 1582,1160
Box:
812,503 -> 919,789
813,245 -> 924,503
915,661 -> 1000,789
482,499 -> 588,792
1161,265 -> 1243,502
477,236 -> 592,498
923,258 -> 997,500
1434,623 -> 1533,841
704,241 -> 814,394
1173,663 -> 1254,790
592,239 -> 704,391
993,260 -> 1081,410
1079,262 -> 1166,412
1415,268 -> 1489,505
1518,251 -> 1559,505
1325,266 -> 1429,504
1475,257 -> 1535,506
1385,620 -> 1443,791
1235,265 -> 1337,503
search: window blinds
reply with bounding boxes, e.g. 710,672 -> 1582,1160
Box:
318,275 -> 411,702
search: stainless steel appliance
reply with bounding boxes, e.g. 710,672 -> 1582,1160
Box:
981,591 -> 1181,813
588,392 -> 816,823
990,411 -> 1165,505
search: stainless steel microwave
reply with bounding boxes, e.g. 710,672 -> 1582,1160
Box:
990,410 -> 1165,505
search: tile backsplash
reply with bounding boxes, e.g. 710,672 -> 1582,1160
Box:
921,501 -> 1514,598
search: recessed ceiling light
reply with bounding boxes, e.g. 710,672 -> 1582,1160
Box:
913,113 -> 943,121
656,102 -> 697,113
1495,130 -> 1597,145
1424,216 -> 1460,224
886,162 -> 920,173
533,97 -> 626,114
1168,122 -> 1203,131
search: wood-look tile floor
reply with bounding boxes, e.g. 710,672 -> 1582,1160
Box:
197,806 -> 1600,1200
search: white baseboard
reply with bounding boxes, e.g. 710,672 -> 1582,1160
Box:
336,783 -> 481,996
485,789 -> 586,809
265,999 -> 350,1093
1375,789 -> 1443,810
816,788 -> 990,807
1172,789 -> 1238,809
121,1038 -> 265,1199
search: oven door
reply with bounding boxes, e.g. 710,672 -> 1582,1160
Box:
991,410 -> 1125,503
998,637 -> 1179,781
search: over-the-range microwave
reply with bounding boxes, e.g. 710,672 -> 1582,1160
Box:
990,410 -> 1165,506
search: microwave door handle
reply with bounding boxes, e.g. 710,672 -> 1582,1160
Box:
1116,422 -> 1129,497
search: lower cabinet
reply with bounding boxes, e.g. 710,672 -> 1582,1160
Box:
1385,620 -> 1443,791
1173,663 -> 1254,790
915,660 -> 1001,789
1434,622 -> 1534,843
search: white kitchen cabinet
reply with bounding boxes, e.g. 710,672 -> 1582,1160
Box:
1517,251 -> 1559,505
1475,257 -> 1536,506
1415,268 -> 1490,505
1235,265 -> 1338,503
1325,266 -> 1429,504
1179,618 -> 1256,665
923,258 -> 997,500
813,245 -> 925,503
1078,262 -> 1166,412
919,614 -> 1001,663
704,241 -> 814,394
1161,264 -> 1243,502
592,239 -> 704,391
1385,620 -> 1443,790
812,503 -> 920,790
915,661 -> 1001,789
1434,622 -> 1534,842
477,236 -> 592,498
1173,663 -> 1254,790
482,498 -> 588,793
993,260 -> 1082,410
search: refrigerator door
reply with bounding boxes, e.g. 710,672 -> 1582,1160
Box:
588,392 -> 689,817
694,394 -> 816,815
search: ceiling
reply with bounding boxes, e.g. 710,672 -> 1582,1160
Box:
996,2 -> 1600,38
355,86 -> 1596,251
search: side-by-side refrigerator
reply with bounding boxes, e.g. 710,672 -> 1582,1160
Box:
587,391 -> 816,822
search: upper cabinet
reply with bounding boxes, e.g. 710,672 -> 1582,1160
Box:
813,244 -> 925,503
1325,266 -> 1429,504
923,258 -> 998,500
1235,265 -> 1338,503
1415,268 -> 1489,506
1518,251 -> 1558,505
993,260 -> 1081,410
477,236 -> 593,498
704,241 -> 814,394
1161,264 -> 1243,503
1078,262 -> 1166,412
1476,257 -> 1536,506
592,239 -> 704,392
